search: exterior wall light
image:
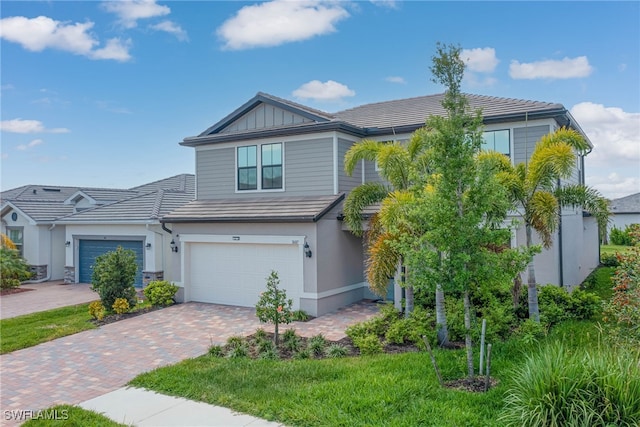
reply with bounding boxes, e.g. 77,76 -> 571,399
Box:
304,242 -> 312,258
170,239 -> 179,253
65,241 -> 71,247
146,243 -> 152,250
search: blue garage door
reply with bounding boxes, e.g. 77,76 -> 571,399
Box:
79,240 -> 144,287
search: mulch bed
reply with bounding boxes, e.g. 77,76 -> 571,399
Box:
91,304 -> 166,326
0,287 -> 35,296
445,377 -> 500,392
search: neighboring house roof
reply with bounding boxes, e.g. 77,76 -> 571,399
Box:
1,174 -> 195,224
162,194 -> 345,223
183,92 -> 586,147
57,189 -> 195,223
610,192 -> 640,214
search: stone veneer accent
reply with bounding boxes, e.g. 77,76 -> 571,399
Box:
29,265 -> 47,281
64,266 -> 75,284
142,271 -> 164,287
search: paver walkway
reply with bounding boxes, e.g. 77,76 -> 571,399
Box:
0,301 -> 378,425
0,281 -> 98,320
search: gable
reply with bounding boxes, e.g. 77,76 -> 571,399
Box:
219,103 -> 317,134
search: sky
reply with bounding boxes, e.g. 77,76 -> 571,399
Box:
1,0 -> 639,200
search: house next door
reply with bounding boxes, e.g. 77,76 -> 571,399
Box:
78,239 -> 144,286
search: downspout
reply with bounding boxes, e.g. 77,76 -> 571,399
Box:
24,223 -> 54,284
557,178 -> 564,288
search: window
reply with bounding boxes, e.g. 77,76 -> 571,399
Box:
482,130 -> 510,157
7,227 -> 23,256
237,145 -> 257,190
237,143 -> 283,191
261,143 -> 282,189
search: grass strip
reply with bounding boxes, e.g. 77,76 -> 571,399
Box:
0,303 -> 96,354
20,405 -> 127,427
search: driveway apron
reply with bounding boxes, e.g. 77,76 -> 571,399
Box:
0,301 -> 378,424
0,282 -> 98,320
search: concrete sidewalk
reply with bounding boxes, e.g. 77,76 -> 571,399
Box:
80,387 -> 284,426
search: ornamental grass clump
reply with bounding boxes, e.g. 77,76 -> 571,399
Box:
255,270 -> 293,345
500,343 -> 640,426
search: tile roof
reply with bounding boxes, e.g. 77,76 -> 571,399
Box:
333,93 -> 564,129
162,194 -> 345,223
610,192 -> 640,214
4,201 -> 76,222
129,174 -> 195,194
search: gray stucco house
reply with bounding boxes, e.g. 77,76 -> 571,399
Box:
607,192 -> 640,240
162,92 -> 601,317
1,174 -> 194,286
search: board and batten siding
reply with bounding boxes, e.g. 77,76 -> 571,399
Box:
195,138 -> 334,199
338,138 -> 361,193
220,104 -> 315,134
513,125 -> 550,165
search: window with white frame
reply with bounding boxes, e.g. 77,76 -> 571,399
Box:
482,130 -> 510,157
7,227 -> 24,256
237,143 -> 283,191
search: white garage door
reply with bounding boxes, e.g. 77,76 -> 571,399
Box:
188,242 -> 302,309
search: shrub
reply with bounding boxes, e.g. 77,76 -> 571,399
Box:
0,247 -> 32,289
308,334 -> 327,357
257,339 -> 278,357
601,252 -> 620,267
112,298 -> 130,314
353,334 -> 383,355
225,345 -> 248,359
500,344 -> 640,426
90,246 -> 137,308
538,285 -> 601,325
293,348 -> 311,360
253,328 -> 268,340
513,318 -> 547,345
610,225 -> 637,246
282,329 -> 301,352
143,280 -> 178,306
88,301 -> 106,321
292,309 -> 309,321
325,344 -> 349,358
225,335 -> 246,349
208,345 -> 224,357
255,270 -> 294,345
259,347 -> 279,360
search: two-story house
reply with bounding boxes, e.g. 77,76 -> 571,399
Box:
162,92 -> 600,317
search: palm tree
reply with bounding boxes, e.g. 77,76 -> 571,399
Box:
486,127 -> 610,321
343,132 -> 435,319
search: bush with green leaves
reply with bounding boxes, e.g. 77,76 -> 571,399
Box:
208,345 -> 224,357
610,224 -> 638,246
90,246 -> 137,308
282,329 -> 300,352
500,344 -> 640,426
600,252 -> 620,267
143,280 -> 178,306
513,319 -> 547,345
538,285 -> 601,325
353,334 -> 383,355
0,247 -> 32,289
255,270 -> 293,345
292,309 -> 309,321
293,348 -> 311,360
346,303 -> 400,341
307,334 -> 327,357
325,344 -> 348,358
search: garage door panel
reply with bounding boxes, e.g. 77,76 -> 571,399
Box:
79,240 -> 144,286
188,242 -> 302,309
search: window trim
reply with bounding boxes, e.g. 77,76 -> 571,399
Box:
6,226 -> 24,256
481,129 -> 511,158
237,145 -> 258,191
235,142 -> 285,193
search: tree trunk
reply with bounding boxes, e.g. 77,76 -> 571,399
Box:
405,285 -> 414,318
274,321 -> 279,345
526,225 -> 540,322
464,290 -> 474,379
435,284 -> 449,346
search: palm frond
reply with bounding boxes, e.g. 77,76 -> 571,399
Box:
376,142 -> 412,189
344,139 -> 382,176
343,182 -> 389,236
555,184 -> 611,231
528,143 -> 576,189
379,190 -> 416,233
529,191 -> 559,248
366,232 -> 400,296
538,127 -> 590,153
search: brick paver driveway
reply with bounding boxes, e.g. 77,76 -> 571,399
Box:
0,301 -> 378,422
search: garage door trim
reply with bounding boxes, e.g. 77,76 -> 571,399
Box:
179,234 -> 306,246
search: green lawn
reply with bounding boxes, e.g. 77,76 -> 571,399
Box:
0,303 -> 97,354
601,244 -> 633,256
20,405 -> 126,427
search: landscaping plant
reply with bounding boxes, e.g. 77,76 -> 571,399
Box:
255,270 -> 293,345
88,301 -> 106,321
112,298 -> 130,315
90,246 -> 137,308
143,280 -> 179,306
0,246 -> 32,289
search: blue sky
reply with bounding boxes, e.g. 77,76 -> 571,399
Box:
1,1 -> 639,199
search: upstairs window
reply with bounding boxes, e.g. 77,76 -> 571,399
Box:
261,143 -> 282,190
237,143 -> 283,191
237,145 -> 257,190
482,130 -> 510,157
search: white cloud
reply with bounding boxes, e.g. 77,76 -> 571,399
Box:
461,47 -> 499,73
509,56 -> 593,80
102,0 -> 170,28
293,80 -> 355,102
150,20 -> 188,41
464,73 -> 497,88
217,0 -> 350,50
0,119 -> 70,134
0,16 -> 132,61
385,76 -> 406,84
16,139 -> 44,151
370,0 -> 398,8
572,102 -> 640,199
90,38 -> 132,61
